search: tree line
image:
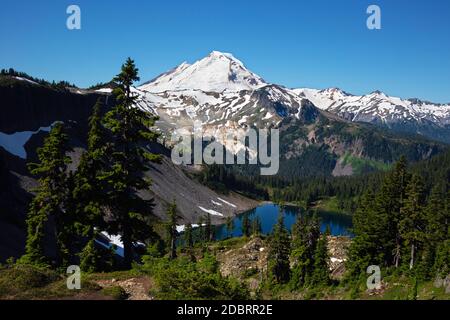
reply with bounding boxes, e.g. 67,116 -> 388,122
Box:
210,149 -> 450,217
346,156 -> 449,281
1,68 -> 77,89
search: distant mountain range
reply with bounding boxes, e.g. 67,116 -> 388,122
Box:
127,51 -> 447,177
134,51 -> 450,144
294,87 -> 450,143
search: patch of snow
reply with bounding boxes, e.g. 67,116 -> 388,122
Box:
198,206 -> 224,216
101,232 -> 123,247
99,232 -> 124,257
262,112 -> 274,120
238,116 -> 248,125
95,88 -> 113,93
0,124 -> 54,158
14,76 -> 39,85
217,197 -> 237,208
176,224 -> 206,233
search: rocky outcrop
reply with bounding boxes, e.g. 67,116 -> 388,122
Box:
327,236 -> 351,280
216,237 -> 268,292
215,236 -> 352,291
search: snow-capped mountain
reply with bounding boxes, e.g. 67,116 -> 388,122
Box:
133,51 -> 445,178
137,51 -> 450,144
294,88 -> 450,142
136,51 -> 310,136
140,51 -> 267,93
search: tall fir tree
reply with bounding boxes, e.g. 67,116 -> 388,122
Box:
306,212 -> 321,264
399,174 -> 426,270
73,98 -> 110,271
204,213 -> 214,242
241,214 -> 251,237
310,231 -> 330,286
197,216 -> 205,244
251,216 -> 262,236
378,156 -> 410,267
422,183 -> 449,277
268,214 -> 291,284
346,189 -> 387,278
183,223 -> 195,261
101,58 -> 161,268
225,216 -> 234,239
290,215 -> 311,289
20,123 -> 72,267
166,201 -> 178,260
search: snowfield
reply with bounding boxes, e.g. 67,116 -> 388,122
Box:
0,124 -> 54,158
139,51 -> 267,93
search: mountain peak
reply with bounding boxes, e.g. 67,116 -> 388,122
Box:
369,90 -> 387,97
206,51 -> 242,64
139,51 -> 267,93
209,50 -> 232,57
320,87 -> 348,96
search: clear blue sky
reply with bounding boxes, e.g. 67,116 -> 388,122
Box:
1,0 -> 449,102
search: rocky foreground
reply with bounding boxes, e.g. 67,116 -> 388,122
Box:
215,236 -> 351,294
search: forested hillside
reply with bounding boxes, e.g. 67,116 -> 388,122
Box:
202,150 -> 450,215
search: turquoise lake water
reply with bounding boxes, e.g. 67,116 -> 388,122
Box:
213,203 -> 353,240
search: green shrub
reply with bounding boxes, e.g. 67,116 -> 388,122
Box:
0,264 -> 60,297
140,255 -> 249,300
101,286 -> 128,300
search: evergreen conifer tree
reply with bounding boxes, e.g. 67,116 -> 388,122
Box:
290,215 -> 310,289
20,123 -> 72,267
101,58 -> 161,268
197,216 -> 205,244
399,174 -> 426,270
73,98 -> 110,271
346,190 -> 386,278
225,216 -> 234,239
378,156 -> 410,267
251,216 -> 262,236
310,232 -> 330,286
204,213 -> 214,242
268,214 -> 291,284
166,201 -> 178,259
241,214 -> 251,237
421,183 -> 449,277
184,223 -> 193,248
